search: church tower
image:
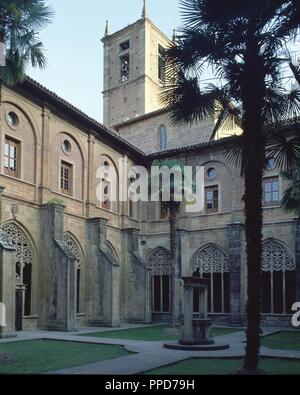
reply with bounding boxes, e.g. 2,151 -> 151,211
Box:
102,1 -> 171,127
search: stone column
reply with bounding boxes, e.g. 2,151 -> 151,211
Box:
0,230 -> 16,338
295,219 -> 300,302
86,134 -> 96,217
123,228 -> 151,323
181,282 -> 194,344
39,107 -> 52,204
87,218 -> 120,327
228,223 -> 244,326
40,203 -> 77,331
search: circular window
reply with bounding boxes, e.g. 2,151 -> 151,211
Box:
62,140 -> 72,154
7,112 -> 19,128
267,158 -> 276,171
207,167 -> 217,180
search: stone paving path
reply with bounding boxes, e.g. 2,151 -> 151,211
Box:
0,324 -> 299,375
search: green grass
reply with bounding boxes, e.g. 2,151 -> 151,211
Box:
82,325 -> 242,341
261,331 -> 300,351
0,340 -> 130,374
145,357 -> 300,375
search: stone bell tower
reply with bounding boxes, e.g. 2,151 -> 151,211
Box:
102,0 -> 171,127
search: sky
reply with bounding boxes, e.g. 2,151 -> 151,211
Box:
28,0 -> 182,123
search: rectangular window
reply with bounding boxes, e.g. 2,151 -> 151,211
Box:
205,186 -> 219,213
158,45 -> 166,83
120,40 -> 130,52
120,53 -> 130,83
60,161 -> 73,196
4,136 -> 20,178
263,177 -> 279,206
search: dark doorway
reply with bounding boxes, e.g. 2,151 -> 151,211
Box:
15,291 -> 23,331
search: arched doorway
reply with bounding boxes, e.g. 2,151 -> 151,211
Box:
192,244 -> 230,314
2,223 -> 33,331
262,239 -> 296,314
63,233 -> 82,314
149,247 -> 171,321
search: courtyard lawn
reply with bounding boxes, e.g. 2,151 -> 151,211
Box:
145,357 -> 300,375
261,331 -> 300,351
82,325 -> 242,341
0,340 -> 130,374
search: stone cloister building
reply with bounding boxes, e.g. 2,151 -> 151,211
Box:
0,8 -> 299,337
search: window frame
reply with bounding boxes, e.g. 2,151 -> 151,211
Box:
4,135 -> 21,178
263,176 -> 280,207
60,160 -> 73,197
205,185 -> 219,214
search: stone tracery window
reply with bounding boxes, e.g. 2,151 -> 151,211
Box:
192,244 -> 230,314
63,233 -> 81,314
149,248 -> 171,313
261,239 -> 296,314
2,223 -> 33,316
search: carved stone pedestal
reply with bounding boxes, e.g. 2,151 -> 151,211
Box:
164,277 -> 229,351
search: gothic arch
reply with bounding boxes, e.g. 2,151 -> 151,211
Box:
106,241 -> 119,265
191,244 -> 230,314
191,243 -> 229,275
262,239 -> 295,272
148,247 -> 171,275
63,232 -> 83,267
148,247 -> 171,314
261,239 -> 296,315
1,221 -> 36,317
63,232 -> 84,313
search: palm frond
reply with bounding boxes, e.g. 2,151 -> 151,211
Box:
161,71 -> 217,126
265,132 -> 300,172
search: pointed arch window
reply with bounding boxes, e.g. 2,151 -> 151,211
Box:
149,248 -> 171,313
159,125 -> 167,150
261,240 -> 296,314
64,234 -> 81,314
2,223 -> 33,316
192,244 -> 230,314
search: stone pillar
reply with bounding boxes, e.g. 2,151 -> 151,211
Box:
295,219 -> 300,302
86,134 -> 96,217
87,218 -> 120,327
39,107 -> 52,204
181,282 -> 194,344
175,229 -> 185,321
124,228 -> 151,323
0,230 -> 16,338
228,223 -> 244,326
40,203 -> 77,331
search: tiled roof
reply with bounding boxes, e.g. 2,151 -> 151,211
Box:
13,76 -> 145,160
12,76 -> 300,163
113,107 -> 170,129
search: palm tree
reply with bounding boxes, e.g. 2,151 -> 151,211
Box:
151,159 -> 193,328
0,0 -> 53,86
162,0 -> 300,373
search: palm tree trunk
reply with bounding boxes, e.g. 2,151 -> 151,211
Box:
242,35 -> 266,373
169,201 -> 177,328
